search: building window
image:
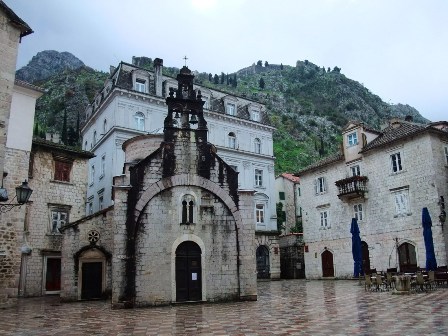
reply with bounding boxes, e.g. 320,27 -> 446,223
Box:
279,192 -> 285,200
444,146 -> 448,164
93,131 -> 97,145
390,152 -> 403,173
254,138 -> 261,154
135,112 -> 145,131
99,195 -> 104,210
347,132 -> 358,146
89,165 -> 95,186
226,103 -> 236,116
103,119 -> 107,134
228,132 -> 236,149
202,97 -> 210,109
320,210 -> 329,228
251,110 -> 260,122
181,195 -> 195,224
135,78 -> 146,93
88,201 -> 93,215
100,155 -> 106,178
54,160 -> 72,182
315,176 -> 327,194
351,165 -> 361,176
50,210 -> 67,233
354,203 -> 363,221
84,141 -> 88,150
255,169 -> 263,187
255,203 -> 265,224
393,189 -> 410,216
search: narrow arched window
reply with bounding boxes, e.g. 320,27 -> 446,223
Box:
182,200 -> 187,223
189,201 -> 194,223
228,132 -> 236,149
181,195 -> 195,224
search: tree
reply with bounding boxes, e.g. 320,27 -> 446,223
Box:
319,136 -> 325,157
213,74 -> 219,84
280,63 -> 283,70
61,108 -> 68,144
257,60 -> 262,66
276,202 -> 286,232
67,126 -> 77,146
333,66 -> 341,73
208,73 -> 212,82
220,72 -> 225,84
226,73 -> 229,85
264,61 -> 269,67
259,77 -> 265,89
232,73 -> 237,87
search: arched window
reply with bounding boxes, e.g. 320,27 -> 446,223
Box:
134,112 -> 145,131
254,138 -> 261,154
181,195 -> 195,224
103,119 -> 107,134
228,132 -> 236,149
398,242 -> 417,273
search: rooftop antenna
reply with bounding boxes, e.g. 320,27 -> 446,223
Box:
183,55 -> 188,67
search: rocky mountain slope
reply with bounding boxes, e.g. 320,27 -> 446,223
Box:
17,52 -> 428,173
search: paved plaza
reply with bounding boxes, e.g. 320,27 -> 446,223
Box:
1,280 -> 448,335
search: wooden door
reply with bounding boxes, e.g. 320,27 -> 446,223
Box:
176,241 -> 202,302
256,245 -> 270,279
321,250 -> 334,277
81,262 -> 103,300
45,258 -> 61,293
361,241 -> 370,274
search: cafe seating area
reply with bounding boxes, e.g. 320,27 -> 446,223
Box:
364,266 -> 448,293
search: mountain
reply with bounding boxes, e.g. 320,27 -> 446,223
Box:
16,52 -> 428,173
16,50 -> 85,83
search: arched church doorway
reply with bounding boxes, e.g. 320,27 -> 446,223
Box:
79,249 -> 106,300
256,245 -> 270,279
175,241 -> 202,302
398,242 -> 417,273
361,241 -> 370,274
321,250 -> 334,277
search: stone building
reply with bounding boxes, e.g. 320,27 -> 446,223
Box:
275,173 -> 301,234
17,139 -> 93,296
60,67 -> 257,307
296,118 -> 448,278
81,58 -> 279,279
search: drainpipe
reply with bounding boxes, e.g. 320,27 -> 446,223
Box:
234,221 -> 241,299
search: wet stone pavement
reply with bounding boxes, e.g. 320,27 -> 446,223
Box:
1,280 -> 448,336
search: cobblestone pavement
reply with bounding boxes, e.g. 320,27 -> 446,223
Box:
1,280 -> 448,335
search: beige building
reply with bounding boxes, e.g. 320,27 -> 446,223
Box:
297,118 -> 448,278
275,173 -> 301,234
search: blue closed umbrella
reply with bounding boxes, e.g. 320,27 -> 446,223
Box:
422,207 -> 437,271
350,218 -> 364,277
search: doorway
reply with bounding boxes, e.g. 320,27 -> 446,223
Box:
321,250 -> 334,277
361,241 -> 370,274
44,257 -> 61,294
81,262 -> 103,300
398,242 -> 417,273
256,245 -> 270,279
175,241 -> 202,302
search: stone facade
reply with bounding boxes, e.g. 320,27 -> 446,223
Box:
275,173 -> 301,234
297,119 -> 448,279
61,68 -> 257,307
81,58 -> 279,280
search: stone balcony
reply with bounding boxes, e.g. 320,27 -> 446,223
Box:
335,175 -> 368,201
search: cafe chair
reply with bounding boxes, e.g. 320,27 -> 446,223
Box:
412,272 -> 425,292
426,271 -> 436,290
364,274 -> 374,291
385,272 -> 395,290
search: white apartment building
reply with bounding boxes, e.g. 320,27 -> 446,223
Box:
297,118 -> 448,278
81,58 -> 280,279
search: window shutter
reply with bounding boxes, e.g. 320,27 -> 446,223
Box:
323,177 -> 327,192
314,179 -> 318,195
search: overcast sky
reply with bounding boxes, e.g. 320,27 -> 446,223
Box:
10,0 -> 448,122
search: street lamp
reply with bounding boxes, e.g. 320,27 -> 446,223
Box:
0,180 -> 33,213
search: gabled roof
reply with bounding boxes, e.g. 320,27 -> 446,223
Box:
361,120 -> 448,153
0,1 -> 33,38
278,173 -> 300,183
294,152 -> 345,176
32,138 -> 95,159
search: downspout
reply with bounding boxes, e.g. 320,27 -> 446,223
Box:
235,220 -> 241,299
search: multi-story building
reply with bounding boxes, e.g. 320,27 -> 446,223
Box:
81,58 -> 280,279
296,118 -> 448,278
0,1 -> 33,308
19,139 -> 93,297
275,173 -> 301,234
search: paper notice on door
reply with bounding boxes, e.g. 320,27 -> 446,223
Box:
192,273 -> 197,280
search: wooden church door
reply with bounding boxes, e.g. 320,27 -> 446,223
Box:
321,250 -> 334,277
176,241 -> 202,302
81,262 -> 103,300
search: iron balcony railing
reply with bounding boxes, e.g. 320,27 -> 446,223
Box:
335,175 -> 368,200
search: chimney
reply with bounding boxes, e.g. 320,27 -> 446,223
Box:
109,65 -> 116,75
154,58 -> 163,97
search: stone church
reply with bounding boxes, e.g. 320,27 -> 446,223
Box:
60,67 -> 257,306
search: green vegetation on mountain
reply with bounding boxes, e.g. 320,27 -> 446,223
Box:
18,52 -> 427,173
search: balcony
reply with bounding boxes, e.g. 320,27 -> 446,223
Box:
335,175 -> 368,201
